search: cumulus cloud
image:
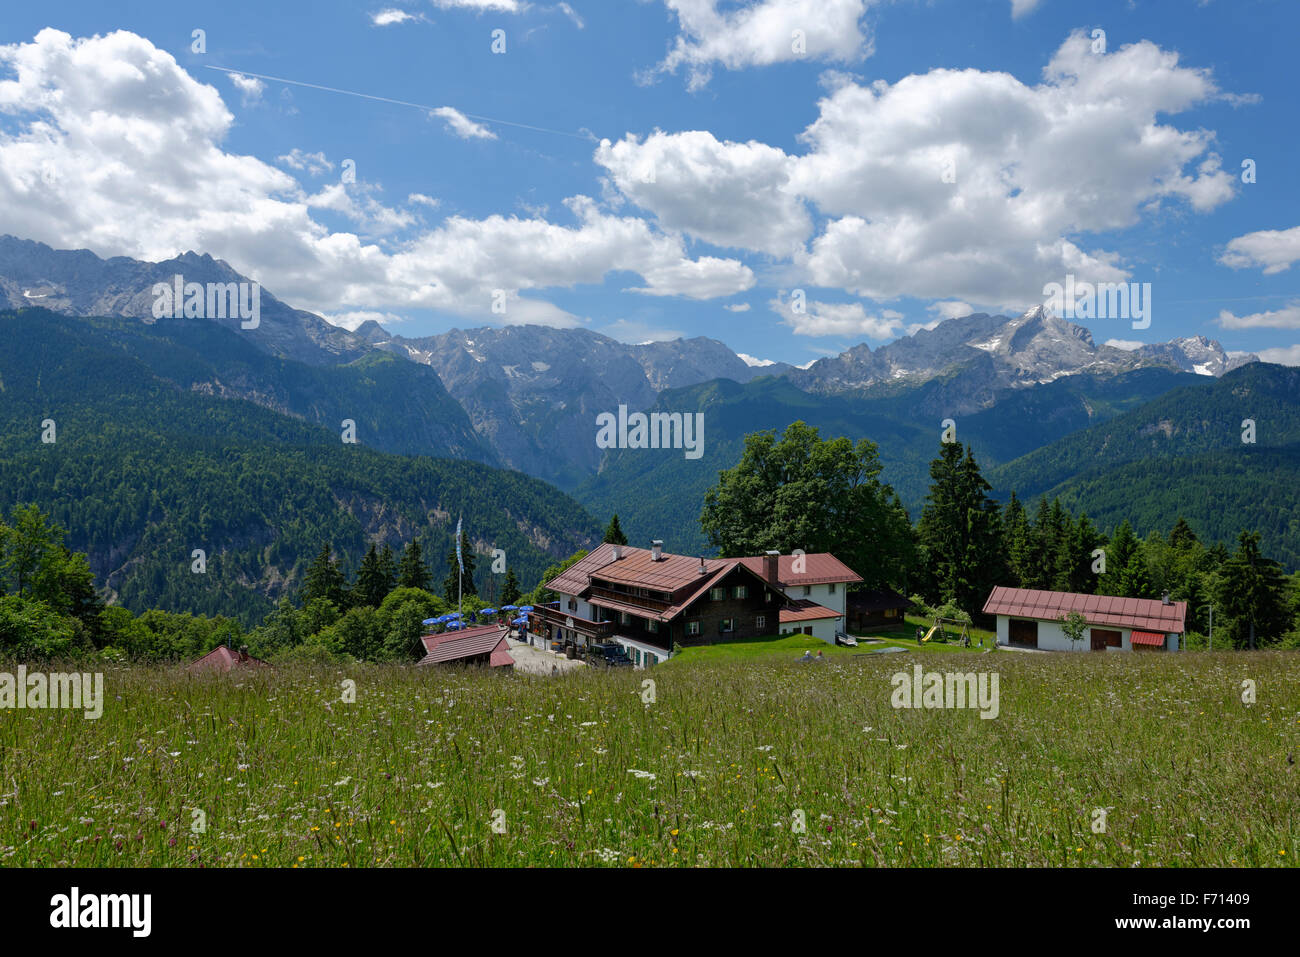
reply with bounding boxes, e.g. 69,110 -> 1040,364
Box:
1253,345 -> 1300,365
1220,225 -> 1300,274
724,302 -> 751,312
605,30 -> 1238,315
0,29 -> 748,325
1104,338 -> 1145,351
1216,301 -> 1300,329
1010,0 -> 1042,18
928,300 -> 974,320
596,131 -> 811,256
278,149 -> 333,175
228,72 -> 264,105
431,106 -> 498,140
602,318 -> 684,343
771,296 -> 903,338
647,0 -> 875,90
407,192 -> 440,208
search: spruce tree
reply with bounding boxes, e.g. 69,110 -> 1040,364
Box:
917,442 -> 1002,614
603,514 -> 629,546
353,544 -> 394,609
1216,531 -> 1288,648
302,543 -> 346,608
397,540 -> 432,592
501,567 -> 522,605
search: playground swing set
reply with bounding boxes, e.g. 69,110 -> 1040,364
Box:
920,616 -> 972,647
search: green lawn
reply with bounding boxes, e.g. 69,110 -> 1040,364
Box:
667,615 -> 999,665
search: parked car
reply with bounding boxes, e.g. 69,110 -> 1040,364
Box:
588,642 -> 632,667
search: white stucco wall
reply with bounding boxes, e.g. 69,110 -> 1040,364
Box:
996,616 -> 1180,652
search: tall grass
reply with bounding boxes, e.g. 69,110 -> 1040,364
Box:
1,652 -> 1296,867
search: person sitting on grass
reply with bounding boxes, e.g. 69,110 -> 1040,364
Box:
798,650 -> 814,663
814,651 -> 826,663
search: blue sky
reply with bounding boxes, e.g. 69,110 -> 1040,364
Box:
2,0 -> 1298,366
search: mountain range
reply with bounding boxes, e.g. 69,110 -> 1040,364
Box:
1,233 -> 1293,616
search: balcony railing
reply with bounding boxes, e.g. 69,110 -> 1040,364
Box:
529,603 -> 614,640
588,586 -> 671,615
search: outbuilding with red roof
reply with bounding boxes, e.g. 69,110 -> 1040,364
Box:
983,586 -> 1185,652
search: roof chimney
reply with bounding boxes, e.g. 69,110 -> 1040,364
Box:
764,550 -> 780,585
698,555 -> 707,575
239,645 -> 250,662
611,544 -> 623,560
651,540 -> 663,562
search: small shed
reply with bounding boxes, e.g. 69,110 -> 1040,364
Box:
418,624 -> 515,670
846,588 -> 909,631
983,587 -> 1186,652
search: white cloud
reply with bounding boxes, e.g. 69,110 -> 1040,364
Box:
278,148 -> 333,175
407,192 -> 440,208
603,318 -> 684,343
771,297 -> 903,338
1254,345 -> 1300,365
320,310 -> 404,331
1104,338 -> 1145,351
556,3 -> 585,28
790,31 -> 1235,304
432,106 -> 498,140
1216,301 -> 1300,329
724,302 -> 751,312
432,0 -> 524,10
595,131 -> 811,256
1220,225 -> 1300,274
228,72 -> 264,105
0,29 -> 748,325
1010,0 -> 1042,18
928,300 -> 974,320
604,31 -> 1237,309
737,352 -> 775,366
647,0 -> 875,91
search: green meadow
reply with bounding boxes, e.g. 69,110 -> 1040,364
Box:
1,650 -> 1296,867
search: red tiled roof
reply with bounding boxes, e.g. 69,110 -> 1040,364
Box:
779,599 -> 842,623
1130,630 -> 1167,647
983,587 -> 1186,633
187,645 -> 270,673
418,627 -> 514,667
420,623 -> 504,655
737,553 -> 863,586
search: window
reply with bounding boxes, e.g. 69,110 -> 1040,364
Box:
733,585 -> 748,600
719,618 -> 735,633
756,614 -> 766,630
802,585 -> 811,597
709,586 -> 725,601
646,619 -> 658,633
828,582 -> 836,594
620,611 -> 631,626
686,620 -> 701,636
884,608 -> 898,618
567,597 -> 577,612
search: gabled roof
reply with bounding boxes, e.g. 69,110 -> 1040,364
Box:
420,623 -> 505,655
737,553 -> 863,586
983,587 -> 1186,633
187,645 -> 270,673
418,626 -> 514,667
779,599 -> 843,623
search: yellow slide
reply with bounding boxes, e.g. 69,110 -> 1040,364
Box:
921,625 -> 939,643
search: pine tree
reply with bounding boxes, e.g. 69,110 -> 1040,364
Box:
378,545 -> 397,597
353,544 -> 394,609
1169,516 -> 1200,552
442,531 -> 478,606
916,442 -> 1003,615
301,543 -> 346,608
603,514 -> 629,546
1216,531 -> 1289,648
501,567 -> 521,605
397,540 -> 432,592
1003,492 -> 1033,587
1098,520 -> 1154,598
